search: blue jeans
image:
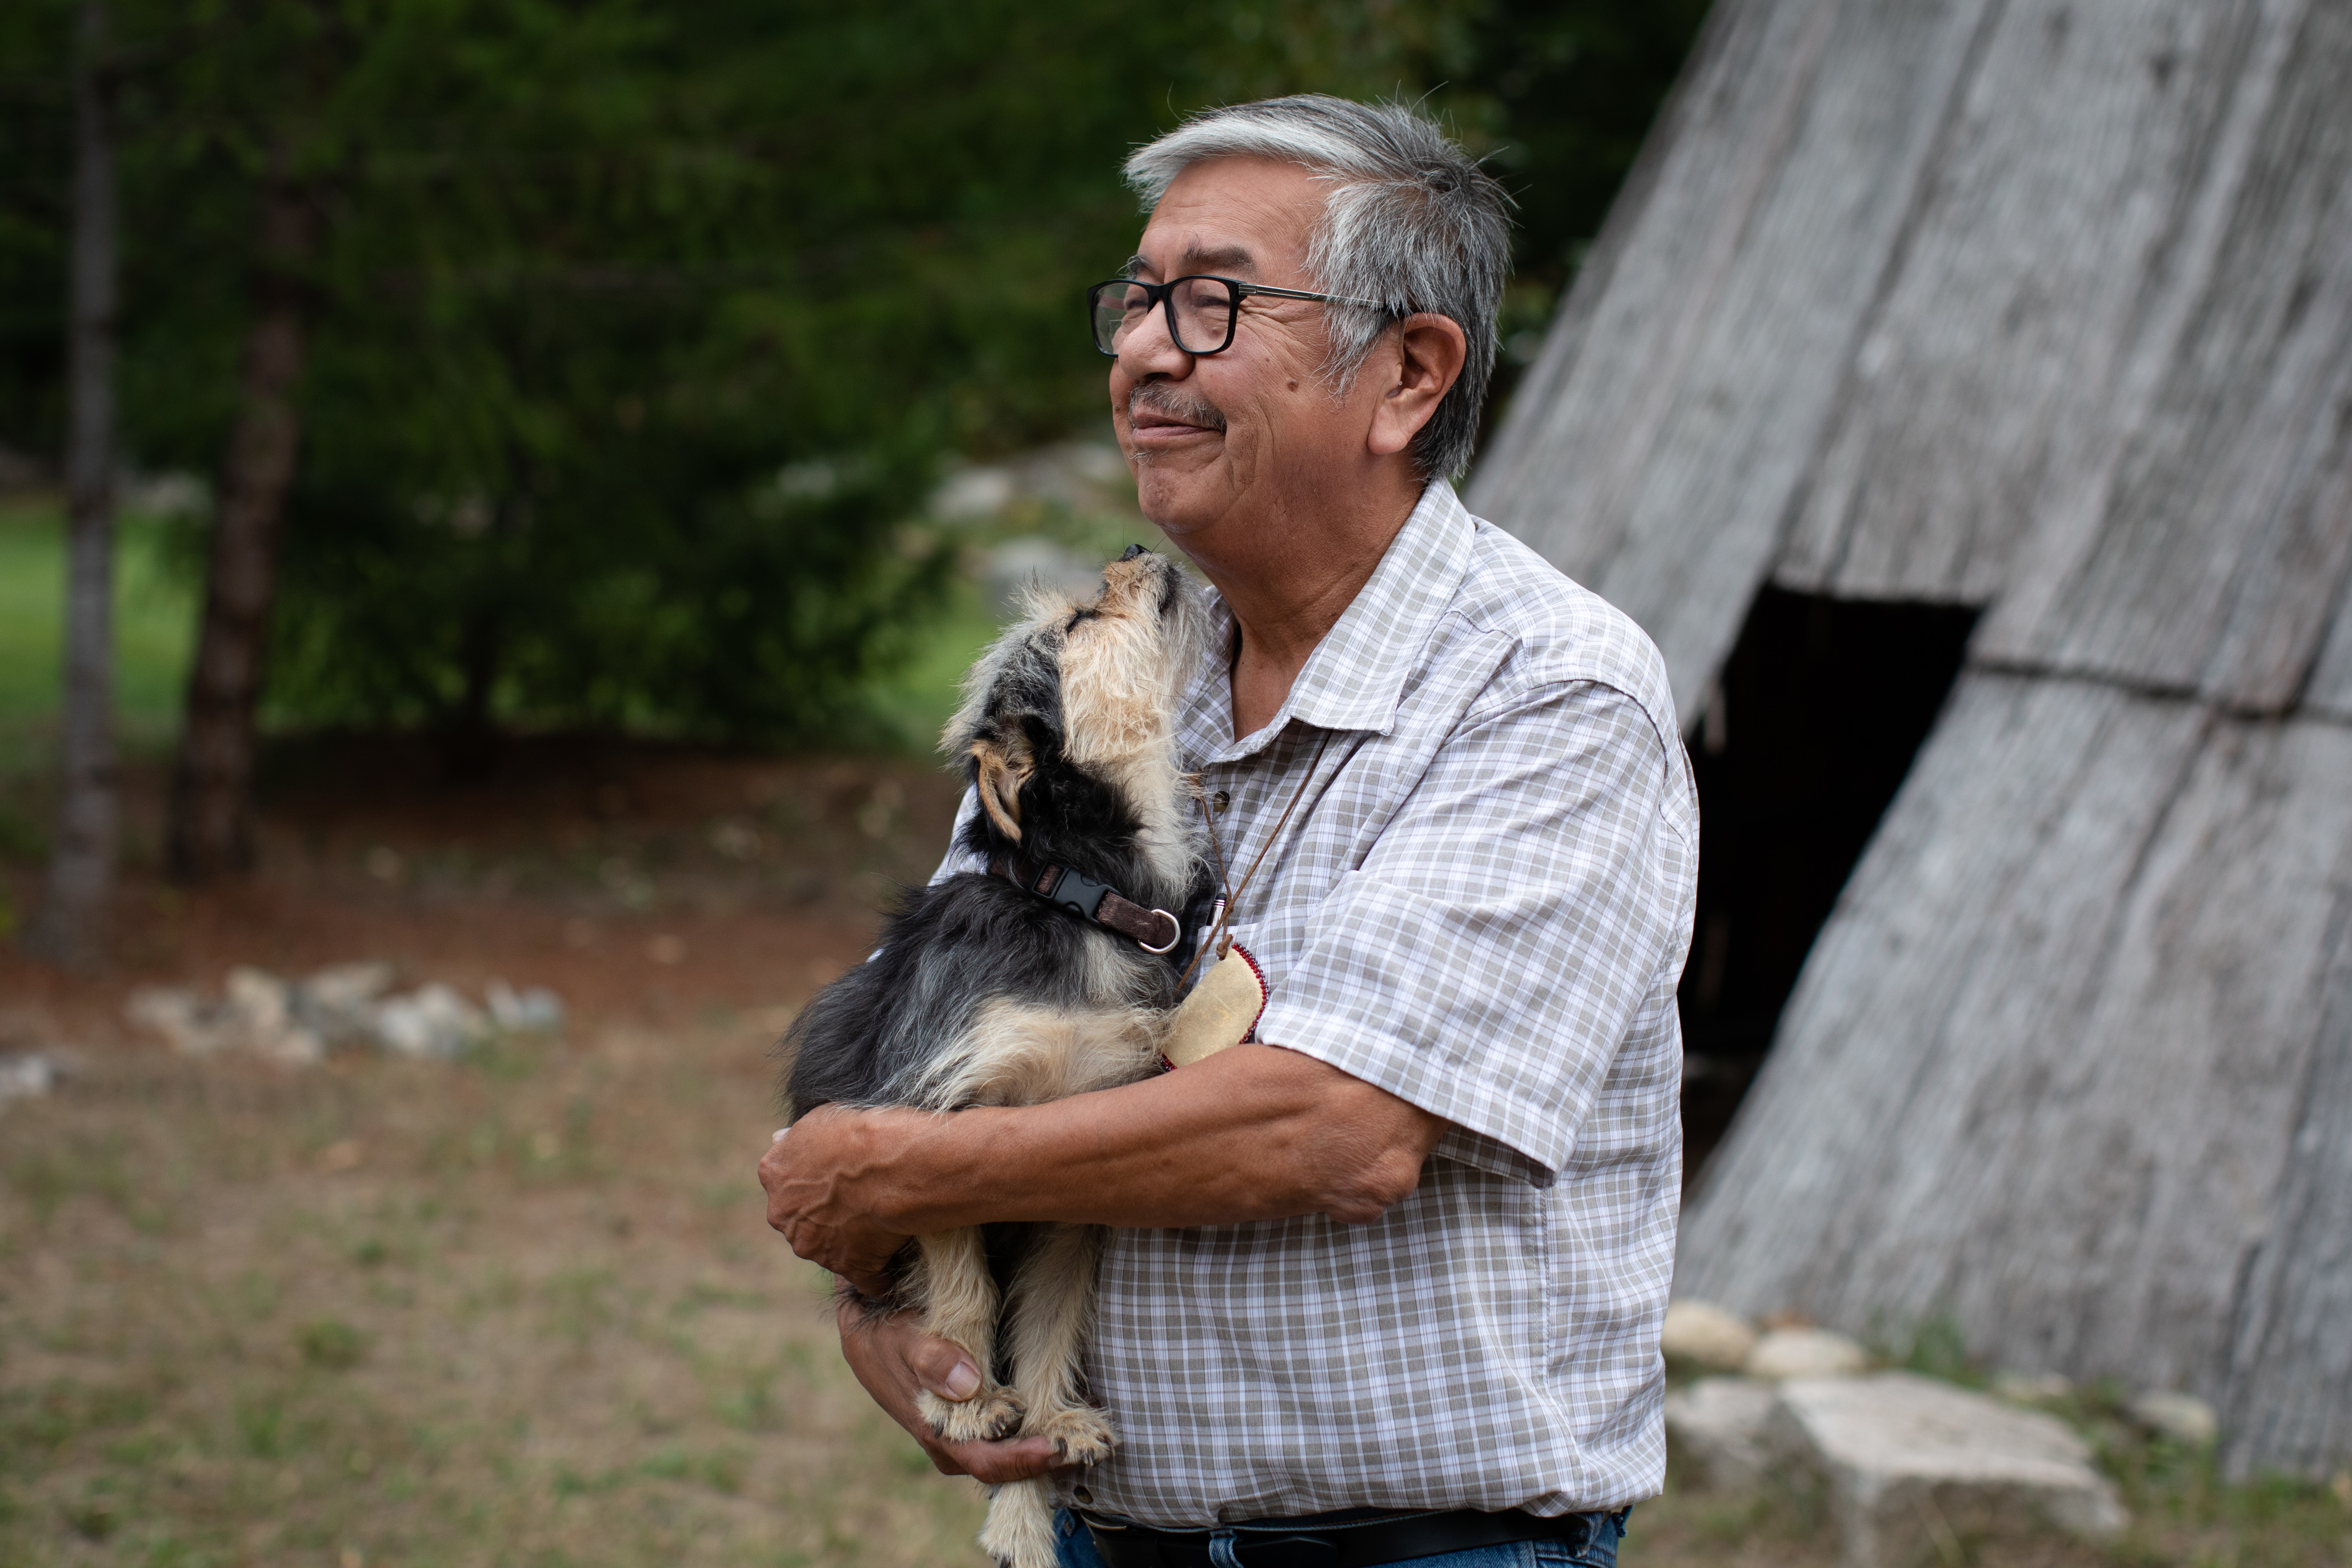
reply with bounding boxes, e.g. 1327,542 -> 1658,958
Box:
1052,1507 -> 1627,1568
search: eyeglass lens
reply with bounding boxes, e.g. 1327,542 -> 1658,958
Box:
1092,278 -> 1238,355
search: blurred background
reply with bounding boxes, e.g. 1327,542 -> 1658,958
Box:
8,2 -> 2352,1565
0,4 -> 1729,1566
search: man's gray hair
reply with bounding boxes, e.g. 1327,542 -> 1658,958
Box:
1124,95 -> 1510,482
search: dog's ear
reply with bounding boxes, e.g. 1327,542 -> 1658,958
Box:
970,734 -> 1032,841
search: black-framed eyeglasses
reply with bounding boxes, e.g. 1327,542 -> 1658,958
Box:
1086,274 -> 1386,357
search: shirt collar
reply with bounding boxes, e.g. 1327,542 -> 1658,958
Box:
1180,481 -> 1477,763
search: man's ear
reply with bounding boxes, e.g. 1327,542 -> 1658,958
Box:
970,734 -> 1032,840
1367,312 -> 1468,459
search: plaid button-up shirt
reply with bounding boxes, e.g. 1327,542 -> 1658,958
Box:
936,481 -> 1695,1525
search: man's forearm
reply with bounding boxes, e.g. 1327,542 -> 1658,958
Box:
776,1043 -> 1440,1252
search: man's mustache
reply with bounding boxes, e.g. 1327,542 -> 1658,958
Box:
1128,385 -> 1228,433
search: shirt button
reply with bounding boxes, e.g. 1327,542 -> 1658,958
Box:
1212,790 -> 1230,813
1073,1485 -> 1094,1503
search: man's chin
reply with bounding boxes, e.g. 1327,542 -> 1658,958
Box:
1132,464 -> 1228,539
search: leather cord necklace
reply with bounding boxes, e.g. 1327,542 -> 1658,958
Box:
1179,730 -> 1332,990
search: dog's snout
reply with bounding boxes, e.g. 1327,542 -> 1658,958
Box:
1119,544 -> 1148,562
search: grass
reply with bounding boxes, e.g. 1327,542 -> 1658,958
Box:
0,495 -> 201,887
0,495 -> 198,771
9,1034 -> 2346,1568
0,1023 -> 991,1568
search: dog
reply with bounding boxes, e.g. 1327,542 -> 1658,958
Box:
782,544 -> 1213,1568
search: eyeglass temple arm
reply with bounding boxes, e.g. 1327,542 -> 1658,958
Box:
1230,281 -> 1390,312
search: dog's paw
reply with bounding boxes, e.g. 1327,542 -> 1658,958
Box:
1024,1404 -> 1116,1466
920,1384 -> 1027,1444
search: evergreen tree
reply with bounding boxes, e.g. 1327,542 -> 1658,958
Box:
0,0 -> 1710,906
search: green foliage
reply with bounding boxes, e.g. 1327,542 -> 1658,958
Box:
1470,0 -> 1717,293
1464,0 -> 1716,399
0,0 -> 1707,743
1877,1310 -> 1991,1389
0,500 -> 201,764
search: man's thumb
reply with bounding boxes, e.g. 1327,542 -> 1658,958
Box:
919,1346 -> 982,1401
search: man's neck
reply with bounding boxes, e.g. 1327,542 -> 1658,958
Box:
1178,474 -> 1427,740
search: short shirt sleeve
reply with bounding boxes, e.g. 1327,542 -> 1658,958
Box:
1252,682 -> 1685,1186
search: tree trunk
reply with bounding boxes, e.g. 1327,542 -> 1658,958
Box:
441,496 -> 514,783
166,168 -> 313,882
22,0 -> 120,968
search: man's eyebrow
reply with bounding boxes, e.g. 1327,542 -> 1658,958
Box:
1124,244 -> 1257,280
1181,244 -> 1256,275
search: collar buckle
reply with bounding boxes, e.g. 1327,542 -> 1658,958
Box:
988,853 -> 1183,957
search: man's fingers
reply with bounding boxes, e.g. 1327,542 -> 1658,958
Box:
941,1435 -> 1061,1485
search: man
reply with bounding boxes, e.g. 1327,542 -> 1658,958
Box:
761,95 -> 1695,1568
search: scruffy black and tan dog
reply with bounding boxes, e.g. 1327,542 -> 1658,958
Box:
782,545 -> 1212,1568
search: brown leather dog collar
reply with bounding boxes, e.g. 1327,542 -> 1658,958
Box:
987,852 -> 1182,955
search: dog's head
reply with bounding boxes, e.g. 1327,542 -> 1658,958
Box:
944,546 -> 1209,892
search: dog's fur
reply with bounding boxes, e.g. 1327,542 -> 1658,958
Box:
781,546 -> 1211,1568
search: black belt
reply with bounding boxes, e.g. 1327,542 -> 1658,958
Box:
1077,1505 -> 1626,1568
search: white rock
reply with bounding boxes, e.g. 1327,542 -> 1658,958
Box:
1663,1300 -> 1760,1372
1772,1372 -> 2127,1568
2128,1392 -> 2218,1447
127,986 -> 219,1054
296,962 -> 397,1046
1664,1376 -> 1779,1489
220,967 -> 325,1062
371,983 -> 487,1059
485,978 -> 564,1033
0,1052 -> 56,1109
1747,1327 -> 1870,1380
224,966 -> 290,1036
131,975 -> 322,1063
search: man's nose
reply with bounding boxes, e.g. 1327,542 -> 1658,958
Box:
1115,299 -> 1192,380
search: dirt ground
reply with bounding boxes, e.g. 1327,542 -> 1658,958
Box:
1,741 -> 2345,1568
0,739 -> 990,1568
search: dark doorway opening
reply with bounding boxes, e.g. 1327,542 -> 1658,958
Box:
1678,586 -> 1978,1182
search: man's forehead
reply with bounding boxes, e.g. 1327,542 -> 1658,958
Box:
1131,158 -> 1321,280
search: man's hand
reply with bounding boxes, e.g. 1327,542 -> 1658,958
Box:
760,1116 -> 919,1297
837,1297 -> 1064,1483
